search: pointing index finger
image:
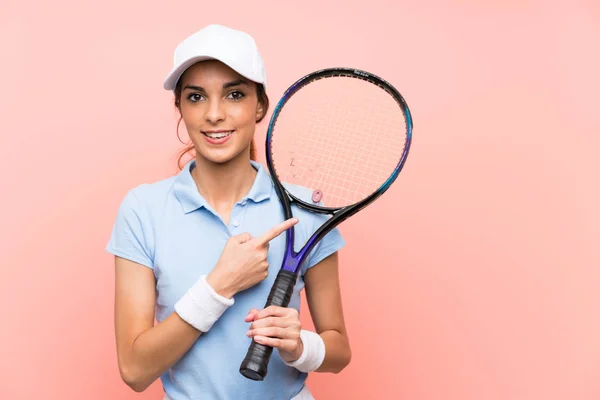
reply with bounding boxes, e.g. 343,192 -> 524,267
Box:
253,218 -> 298,245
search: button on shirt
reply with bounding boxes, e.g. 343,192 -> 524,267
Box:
106,159 -> 345,400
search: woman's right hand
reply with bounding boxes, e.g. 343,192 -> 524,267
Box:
206,218 -> 299,298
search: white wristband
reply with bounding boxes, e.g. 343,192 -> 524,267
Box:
283,330 -> 326,373
174,275 -> 234,332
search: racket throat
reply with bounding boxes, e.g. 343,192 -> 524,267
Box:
280,248 -> 312,274
281,257 -> 302,273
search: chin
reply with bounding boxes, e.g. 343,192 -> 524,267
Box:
198,146 -> 247,165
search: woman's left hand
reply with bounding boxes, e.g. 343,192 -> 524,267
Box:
245,306 -> 304,363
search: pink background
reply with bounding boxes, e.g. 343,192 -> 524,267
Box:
2,1 -> 599,399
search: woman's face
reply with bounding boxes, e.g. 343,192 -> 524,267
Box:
178,60 -> 264,164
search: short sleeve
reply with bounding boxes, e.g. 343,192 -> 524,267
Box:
302,214 -> 346,274
106,189 -> 155,269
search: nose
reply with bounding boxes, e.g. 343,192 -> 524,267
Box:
205,98 -> 225,124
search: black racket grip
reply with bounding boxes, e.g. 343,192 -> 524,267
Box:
239,269 -> 298,381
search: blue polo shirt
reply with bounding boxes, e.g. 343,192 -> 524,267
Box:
106,159 -> 345,400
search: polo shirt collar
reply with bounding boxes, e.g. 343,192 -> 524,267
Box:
174,159 -> 273,214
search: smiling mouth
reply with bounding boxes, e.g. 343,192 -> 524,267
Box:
202,130 -> 234,139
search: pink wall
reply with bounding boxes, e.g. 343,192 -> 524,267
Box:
2,1 -> 599,399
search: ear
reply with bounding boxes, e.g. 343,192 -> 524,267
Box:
255,100 -> 265,122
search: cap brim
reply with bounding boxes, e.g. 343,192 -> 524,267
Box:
163,55 -> 214,90
162,55 -> 265,91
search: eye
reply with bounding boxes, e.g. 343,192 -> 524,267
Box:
187,93 -> 205,103
227,90 -> 245,101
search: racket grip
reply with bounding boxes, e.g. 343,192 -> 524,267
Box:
239,269 -> 298,381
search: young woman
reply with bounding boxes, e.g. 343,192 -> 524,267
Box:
106,24 -> 351,400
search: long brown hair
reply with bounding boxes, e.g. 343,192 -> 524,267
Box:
174,79 -> 269,170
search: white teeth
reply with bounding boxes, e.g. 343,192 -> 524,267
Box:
204,131 -> 233,139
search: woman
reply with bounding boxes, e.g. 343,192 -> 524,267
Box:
106,24 -> 351,400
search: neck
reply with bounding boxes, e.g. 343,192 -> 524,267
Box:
191,151 -> 257,212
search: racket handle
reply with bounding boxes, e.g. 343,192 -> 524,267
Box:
239,269 -> 298,381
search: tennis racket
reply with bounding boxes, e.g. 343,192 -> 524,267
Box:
239,67 -> 413,381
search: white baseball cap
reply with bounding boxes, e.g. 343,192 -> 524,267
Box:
163,24 -> 267,91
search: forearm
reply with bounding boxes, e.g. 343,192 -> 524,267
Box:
121,275 -> 234,392
316,329 -> 351,373
120,312 -> 202,392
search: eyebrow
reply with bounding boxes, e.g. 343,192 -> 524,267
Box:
183,79 -> 249,92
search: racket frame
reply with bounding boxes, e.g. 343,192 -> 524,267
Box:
239,67 -> 413,381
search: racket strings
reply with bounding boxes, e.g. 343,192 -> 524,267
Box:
271,76 -> 407,208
